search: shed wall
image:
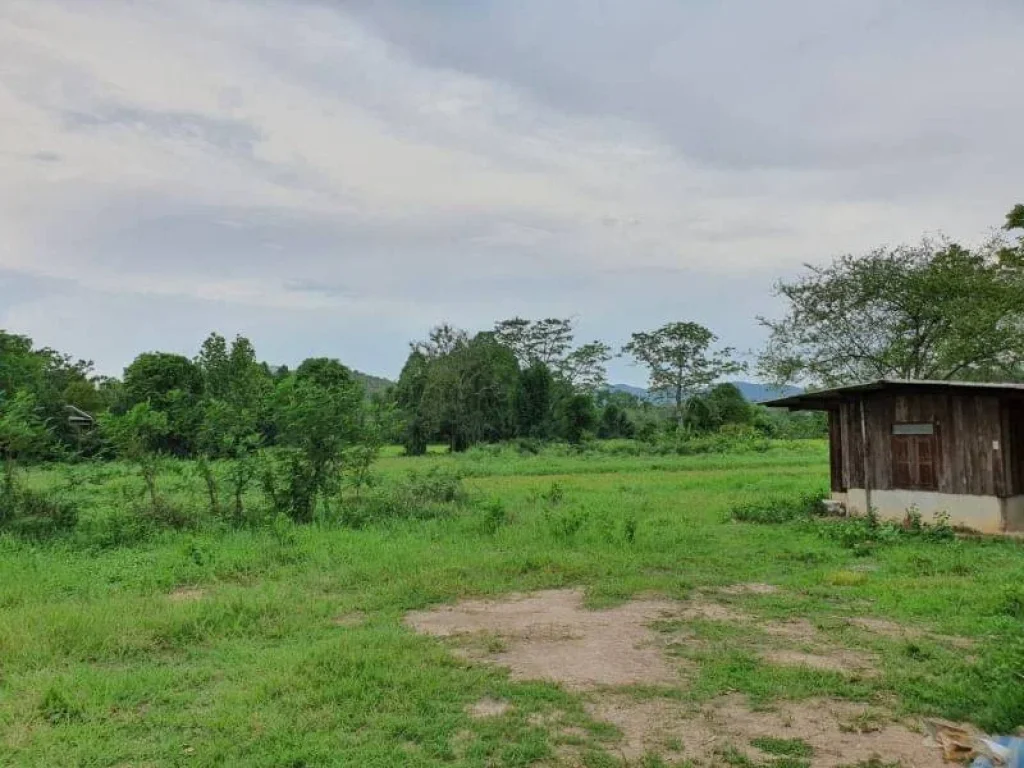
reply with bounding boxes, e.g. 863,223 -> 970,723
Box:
838,392 -> 1006,496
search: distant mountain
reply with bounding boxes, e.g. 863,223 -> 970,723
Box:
608,381 -> 801,404
731,381 -> 802,403
608,383 -> 651,400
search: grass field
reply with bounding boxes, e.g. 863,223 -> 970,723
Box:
1,440 -> 1022,766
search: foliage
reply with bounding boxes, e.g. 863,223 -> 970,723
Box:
759,229 -> 1024,385
623,322 -> 745,420
0,390 -> 52,471
99,403 -> 177,522
123,352 -> 204,455
516,362 -> 556,439
494,317 -> 613,392
394,349 -> 431,456
597,402 -> 635,439
493,317 -> 575,369
562,341 -> 614,393
557,392 -> 597,445
0,330 -> 97,455
340,467 -> 469,527
730,490 -> 827,524
0,482 -> 79,539
417,331 -> 520,452
262,371 -> 365,522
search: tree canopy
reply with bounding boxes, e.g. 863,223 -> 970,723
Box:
759,230 -> 1024,386
623,322 -> 745,419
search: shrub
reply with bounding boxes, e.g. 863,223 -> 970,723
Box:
730,490 -> 827,524
816,508 -> 954,551
341,468 -> 468,527
546,506 -> 589,540
0,483 -> 79,539
993,585 -> 1024,619
260,450 -> 321,523
479,497 -> 509,534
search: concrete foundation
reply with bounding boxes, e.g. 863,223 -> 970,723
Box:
834,489 -> 1024,534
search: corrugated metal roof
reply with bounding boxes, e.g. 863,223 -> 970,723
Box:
763,378 -> 1024,410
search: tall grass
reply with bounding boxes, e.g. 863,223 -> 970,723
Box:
1,440 -> 1022,765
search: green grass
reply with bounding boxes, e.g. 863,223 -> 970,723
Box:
1,440 -> 1023,765
750,737 -> 813,758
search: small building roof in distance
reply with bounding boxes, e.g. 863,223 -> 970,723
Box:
763,378 -> 1024,411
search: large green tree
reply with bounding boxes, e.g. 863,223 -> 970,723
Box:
516,362 -> 555,439
419,330 -> 520,452
623,322 -> 744,420
0,331 -> 98,455
393,349 -> 431,456
267,371 -> 366,522
123,352 -> 204,455
759,232 -> 1024,386
494,317 -> 612,392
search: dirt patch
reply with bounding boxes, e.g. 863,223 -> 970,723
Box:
715,583 -> 781,596
850,617 -> 909,637
762,649 -> 878,675
849,616 -> 975,650
762,618 -> 820,643
331,611 -> 365,627
590,694 -> 947,767
405,589 -> 686,689
468,698 -> 510,718
167,587 -> 205,603
676,599 -> 753,623
407,590 -> 936,765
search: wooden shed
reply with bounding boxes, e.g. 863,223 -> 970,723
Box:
765,380 -> 1024,534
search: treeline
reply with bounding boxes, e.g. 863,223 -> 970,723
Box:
0,317 -> 816,467
2,203 -> 1021,469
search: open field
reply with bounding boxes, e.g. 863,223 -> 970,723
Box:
1,441 -> 1023,766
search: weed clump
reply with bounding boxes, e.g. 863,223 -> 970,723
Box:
816,508 -> 955,552
0,480 -> 79,539
730,490 -> 827,524
341,467 -> 468,526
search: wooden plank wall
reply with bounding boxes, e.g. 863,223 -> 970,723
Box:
827,410 -> 844,491
838,392 -> 1006,496
1006,401 -> 1024,497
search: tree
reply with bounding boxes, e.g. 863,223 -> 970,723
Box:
0,391 -> 51,494
494,317 -> 574,368
195,332 -> 232,400
124,352 -> 203,455
415,324 -> 469,359
758,236 -> 1024,386
393,349 -> 431,456
295,357 -> 358,393
494,318 -> 613,393
100,403 -> 170,515
266,372 -> 365,522
0,331 -> 97,455
597,402 -> 635,439
1007,204 -> 1024,232
623,322 -> 744,421
516,362 -> 554,438
419,332 -> 520,452
705,383 -> 752,427
562,341 -> 613,393
124,352 -> 203,408
557,393 -> 596,445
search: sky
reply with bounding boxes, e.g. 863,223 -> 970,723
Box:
1,1 -> 1022,386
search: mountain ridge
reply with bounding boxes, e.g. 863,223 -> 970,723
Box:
608,381 -> 801,404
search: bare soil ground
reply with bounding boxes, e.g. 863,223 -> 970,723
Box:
406,587 -> 955,767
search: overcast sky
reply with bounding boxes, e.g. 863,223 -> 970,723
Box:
2,1 -> 1022,385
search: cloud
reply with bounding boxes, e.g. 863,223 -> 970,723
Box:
0,0 -> 1022,381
